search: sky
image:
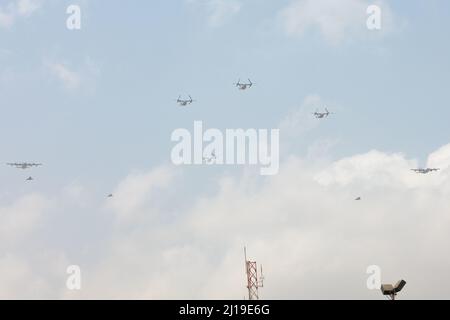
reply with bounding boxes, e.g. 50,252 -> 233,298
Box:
1,0 -> 450,299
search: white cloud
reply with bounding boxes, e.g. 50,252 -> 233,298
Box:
0,10 -> 15,28
278,94 -> 340,159
2,98 -> 450,299
0,193 -> 51,245
2,143 -> 450,299
0,0 -> 42,28
46,62 -> 81,90
279,94 -> 326,136
17,0 -> 41,17
62,143 -> 450,300
315,150 -> 417,188
106,166 -> 176,224
0,255 -> 43,299
0,250 -> 72,299
279,0 -> 396,44
208,0 -> 241,27
428,144 -> 450,171
45,57 -> 100,92
188,0 -> 242,27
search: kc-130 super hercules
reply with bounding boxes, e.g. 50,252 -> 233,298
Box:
7,162 -> 42,169
411,168 -> 440,174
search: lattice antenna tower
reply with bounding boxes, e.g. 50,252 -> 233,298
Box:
244,247 -> 264,300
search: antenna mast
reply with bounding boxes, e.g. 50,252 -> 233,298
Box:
244,247 -> 264,300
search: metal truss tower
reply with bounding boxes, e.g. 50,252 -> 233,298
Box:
244,247 -> 264,300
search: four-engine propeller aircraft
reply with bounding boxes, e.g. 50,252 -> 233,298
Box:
411,168 -> 440,174
26,176 -> 34,181
7,162 -> 42,169
176,95 -> 195,106
313,108 -> 332,119
235,79 -> 253,91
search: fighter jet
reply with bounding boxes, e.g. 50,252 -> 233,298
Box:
411,168 -> 440,174
176,95 -> 195,107
313,108 -> 332,119
26,177 -> 34,181
235,79 -> 253,91
7,162 -> 42,169
203,151 -> 217,164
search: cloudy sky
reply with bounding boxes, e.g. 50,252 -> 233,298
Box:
1,0 -> 450,299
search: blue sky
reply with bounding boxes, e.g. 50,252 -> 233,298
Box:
1,0 -> 450,299
2,0 -> 450,184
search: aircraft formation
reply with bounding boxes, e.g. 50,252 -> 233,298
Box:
4,78 -> 442,203
176,79 -> 255,108
5,162 -> 40,184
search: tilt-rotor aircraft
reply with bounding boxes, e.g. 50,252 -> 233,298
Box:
177,95 -> 195,107
235,79 -> 253,91
313,108 -> 332,119
203,151 -> 217,164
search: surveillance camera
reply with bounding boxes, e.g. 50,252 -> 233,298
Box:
394,280 -> 406,293
381,284 -> 395,295
381,280 -> 406,299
